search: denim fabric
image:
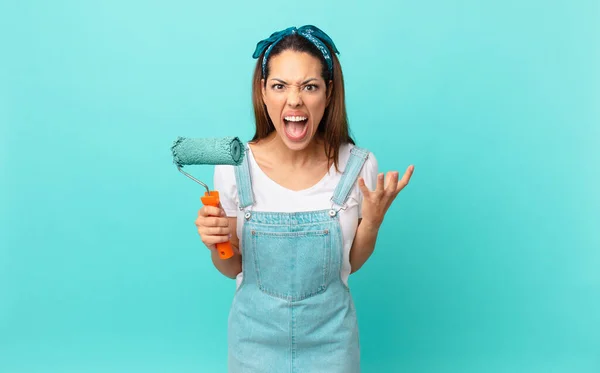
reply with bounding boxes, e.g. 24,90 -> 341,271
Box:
228,146 -> 369,373
234,150 -> 255,208
331,147 -> 369,207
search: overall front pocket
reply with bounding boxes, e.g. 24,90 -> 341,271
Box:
251,229 -> 331,301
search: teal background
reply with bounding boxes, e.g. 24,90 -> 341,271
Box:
2,0 -> 599,372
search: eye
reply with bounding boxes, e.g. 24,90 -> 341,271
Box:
271,84 -> 284,91
303,84 -> 318,91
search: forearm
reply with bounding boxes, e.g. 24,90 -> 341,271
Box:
349,219 -> 380,273
211,246 -> 242,279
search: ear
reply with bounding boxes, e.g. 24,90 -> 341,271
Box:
326,80 -> 333,106
261,78 -> 267,102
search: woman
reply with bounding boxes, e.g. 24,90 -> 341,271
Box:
195,25 -> 414,373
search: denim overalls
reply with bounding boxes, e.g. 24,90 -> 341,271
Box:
228,146 -> 370,373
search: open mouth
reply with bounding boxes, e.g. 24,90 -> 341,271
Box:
283,116 -> 309,141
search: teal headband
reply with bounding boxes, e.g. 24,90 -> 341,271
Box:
252,25 -> 340,78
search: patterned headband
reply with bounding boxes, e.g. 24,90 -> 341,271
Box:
252,25 -> 340,78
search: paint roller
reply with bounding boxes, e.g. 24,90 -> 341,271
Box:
171,136 -> 245,259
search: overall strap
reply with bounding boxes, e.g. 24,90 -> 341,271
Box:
233,146 -> 255,209
331,146 -> 370,207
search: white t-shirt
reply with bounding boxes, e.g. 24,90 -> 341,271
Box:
213,142 -> 378,288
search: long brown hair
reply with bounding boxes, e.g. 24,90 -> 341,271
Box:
251,33 -> 355,172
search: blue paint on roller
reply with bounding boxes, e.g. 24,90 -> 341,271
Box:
171,136 -> 245,167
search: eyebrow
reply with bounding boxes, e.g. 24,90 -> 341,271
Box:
269,78 -> 319,85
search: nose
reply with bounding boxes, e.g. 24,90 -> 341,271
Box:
286,86 -> 303,107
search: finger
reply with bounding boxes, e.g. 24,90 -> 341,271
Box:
200,216 -> 230,228
395,165 -> 414,194
214,217 -> 230,227
202,234 -> 230,245
203,226 -> 230,235
375,172 -> 384,192
357,177 -> 371,196
199,206 -> 225,217
385,171 -> 399,195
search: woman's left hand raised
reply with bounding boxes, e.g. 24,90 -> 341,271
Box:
357,165 -> 414,228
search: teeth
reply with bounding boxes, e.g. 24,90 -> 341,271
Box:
284,116 -> 308,122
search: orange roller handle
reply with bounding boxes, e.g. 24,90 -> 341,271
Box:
200,190 -> 234,260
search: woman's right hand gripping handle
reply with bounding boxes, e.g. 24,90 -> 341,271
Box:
195,205 -> 242,278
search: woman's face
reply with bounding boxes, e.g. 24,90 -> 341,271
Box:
262,50 -> 331,151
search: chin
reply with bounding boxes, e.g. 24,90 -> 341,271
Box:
284,140 -> 311,151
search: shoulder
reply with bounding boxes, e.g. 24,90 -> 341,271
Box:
213,164 -> 237,189
214,163 -> 237,176
213,164 -> 239,215
340,143 -> 378,173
